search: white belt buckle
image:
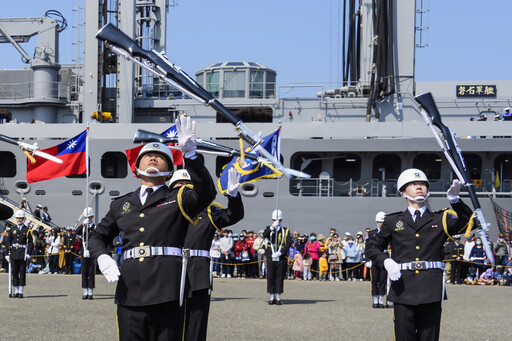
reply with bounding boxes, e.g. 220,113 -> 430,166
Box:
134,245 -> 151,258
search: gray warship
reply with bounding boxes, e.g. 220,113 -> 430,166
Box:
0,0 -> 510,237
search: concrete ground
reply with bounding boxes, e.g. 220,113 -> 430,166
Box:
0,273 -> 510,340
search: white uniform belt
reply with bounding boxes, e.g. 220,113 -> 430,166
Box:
400,261 -> 444,271
12,244 -> 27,249
123,246 -> 182,260
184,249 -> 210,258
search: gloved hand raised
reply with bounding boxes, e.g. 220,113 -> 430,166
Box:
272,251 -> 282,258
226,168 -> 241,197
97,254 -> 120,283
384,258 -> 401,281
270,220 -> 280,230
176,115 -> 196,158
447,179 -> 463,203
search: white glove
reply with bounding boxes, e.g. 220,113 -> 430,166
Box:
447,179 -> 463,203
97,254 -> 120,283
271,220 -> 280,230
176,115 -> 196,158
384,258 -> 402,281
25,254 -> 31,261
272,251 -> 282,258
226,167 -> 241,197
83,249 -> 90,258
366,260 -> 372,269
5,255 -> 9,263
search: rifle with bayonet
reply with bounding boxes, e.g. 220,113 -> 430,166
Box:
415,92 -> 494,264
0,134 -> 63,165
96,23 -> 309,179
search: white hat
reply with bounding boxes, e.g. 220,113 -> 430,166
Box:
136,143 -> 174,169
169,169 -> 191,188
344,232 -> 351,236
83,207 -> 94,217
397,168 -> 429,193
375,211 -> 386,222
37,204 -> 43,208
505,107 -> 511,111
15,210 -> 26,218
272,209 -> 283,220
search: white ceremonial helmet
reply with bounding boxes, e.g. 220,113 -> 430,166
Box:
375,211 -> 386,223
15,210 -> 26,218
396,168 -> 430,194
83,207 -> 94,217
169,169 -> 192,188
135,143 -> 174,170
272,209 -> 283,220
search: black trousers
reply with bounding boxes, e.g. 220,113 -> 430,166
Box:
266,258 -> 287,294
450,260 -> 463,284
371,265 -> 387,295
12,259 -> 27,286
393,301 -> 442,341
117,301 -> 183,341
184,289 -> 210,341
81,257 -> 95,288
64,252 -> 74,274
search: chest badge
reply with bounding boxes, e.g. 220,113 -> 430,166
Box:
121,202 -> 131,215
395,221 -> 404,231
432,225 -> 438,229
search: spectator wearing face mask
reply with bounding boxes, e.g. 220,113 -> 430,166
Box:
220,230 -> 234,278
343,236 -> 360,281
234,234 -> 249,278
469,237 -> 486,278
252,230 -> 267,279
494,234 -> 508,266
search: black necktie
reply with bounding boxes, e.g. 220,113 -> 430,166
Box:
145,187 -> 154,197
414,210 -> 421,226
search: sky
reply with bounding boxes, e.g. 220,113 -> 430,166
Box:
1,0 -> 511,89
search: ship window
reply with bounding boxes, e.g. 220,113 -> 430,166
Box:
413,153 -> 442,179
333,154 -> 361,181
0,152 -> 16,177
265,72 -> 276,99
101,152 -> 127,178
290,153 -> 322,178
462,154 -> 482,180
372,154 -> 401,180
223,71 -> 245,98
226,62 -> 244,67
494,154 -> 512,188
206,71 -> 220,97
196,73 -> 204,87
250,70 -> 264,99
215,106 -> 273,123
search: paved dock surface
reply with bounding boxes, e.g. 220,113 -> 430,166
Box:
1,273 -> 510,340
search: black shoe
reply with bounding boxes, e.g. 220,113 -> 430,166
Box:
380,304 -> 386,308
13,293 -> 19,298
372,303 -> 378,308
82,295 -> 88,300
18,294 -> 23,299
88,295 -> 93,300
268,299 -> 276,305
385,304 -> 392,309
276,300 -> 282,305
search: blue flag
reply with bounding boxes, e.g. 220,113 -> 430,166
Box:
218,128 -> 282,193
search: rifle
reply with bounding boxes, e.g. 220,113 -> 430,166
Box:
96,23 -> 310,179
0,134 -> 63,165
415,92 -> 494,264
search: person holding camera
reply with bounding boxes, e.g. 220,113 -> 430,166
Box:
327,233 -> 344,281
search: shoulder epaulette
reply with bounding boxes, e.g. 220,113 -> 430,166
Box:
432,207 -> 450,214
112,192 -> 131,201
385,211 -> 402,216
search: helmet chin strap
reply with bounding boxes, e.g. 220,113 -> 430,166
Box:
136,166 -> 172,177
402,192 -> 430,203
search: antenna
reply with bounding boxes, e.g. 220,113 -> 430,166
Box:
416,0 -> 430,48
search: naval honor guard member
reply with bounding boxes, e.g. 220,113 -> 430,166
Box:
173,167 -> 244,341
263,209 -> 292,305
76,207 -> 97,299
365,211 -> 389,308
89,116 -> 216,341
5,210 -> 33,298
366,169 -> 474,341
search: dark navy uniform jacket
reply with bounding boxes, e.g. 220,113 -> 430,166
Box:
6,225 -> 34,260
184,193 -> 244,295
263,226 -> 292,261
366,201 -> 473,305
89,157 -> 216,307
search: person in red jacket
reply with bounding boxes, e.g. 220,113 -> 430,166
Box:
235,235 -> 250,278
305,233 -> 320,280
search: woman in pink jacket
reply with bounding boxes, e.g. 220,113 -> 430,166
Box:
305,233 -> 320,280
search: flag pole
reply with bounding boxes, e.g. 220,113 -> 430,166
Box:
85,123 -> 90,246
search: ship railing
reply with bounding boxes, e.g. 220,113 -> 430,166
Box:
290,178 -> 512,198
0,81 -> 70,102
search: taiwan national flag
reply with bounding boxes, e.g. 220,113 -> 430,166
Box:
26,129 -> 88,183
126,125 -> 183,175
218,127 -> 282,193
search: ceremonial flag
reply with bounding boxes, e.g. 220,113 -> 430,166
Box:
126,125 -> 183,174
495,170 -> 501,189
218,128 -> 282,193
26,129 -> 88,183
